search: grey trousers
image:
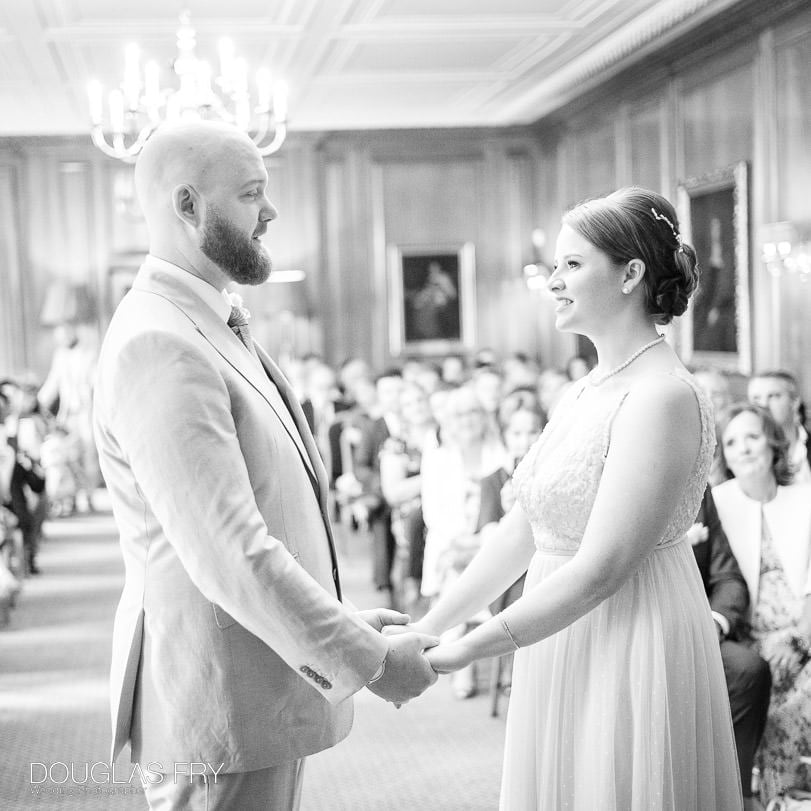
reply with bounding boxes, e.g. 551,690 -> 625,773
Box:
142,759 -> 305,811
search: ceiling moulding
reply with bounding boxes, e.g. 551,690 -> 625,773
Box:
498,0 -> 743,124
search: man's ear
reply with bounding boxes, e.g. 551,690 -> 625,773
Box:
171,184 -> 201,228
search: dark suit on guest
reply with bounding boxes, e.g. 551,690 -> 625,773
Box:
693,486 -> 771,799
476,467 -> 526,613
354,416 -> 396,592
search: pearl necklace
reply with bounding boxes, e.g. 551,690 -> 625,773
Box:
587,334 -> 666,386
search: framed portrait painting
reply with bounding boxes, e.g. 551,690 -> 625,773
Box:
386,243 -> 476,356
676,161 -> 751,373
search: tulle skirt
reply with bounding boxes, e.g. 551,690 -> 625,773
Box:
500,538 -> 743,810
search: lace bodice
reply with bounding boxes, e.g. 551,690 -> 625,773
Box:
513,368 -> 715,554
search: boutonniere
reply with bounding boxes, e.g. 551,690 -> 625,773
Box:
227,291 -> 252,322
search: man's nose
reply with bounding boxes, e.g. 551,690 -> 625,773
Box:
261,199 -> 278,222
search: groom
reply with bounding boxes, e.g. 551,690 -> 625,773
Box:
93,121 -> 437,810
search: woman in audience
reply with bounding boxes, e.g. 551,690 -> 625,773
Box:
379,381 -> 438,610
475,395 -> 546,691
420,384 -> 508,697
713,402 -> 811,804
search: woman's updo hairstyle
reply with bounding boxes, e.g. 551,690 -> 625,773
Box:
562,187 -> 700,325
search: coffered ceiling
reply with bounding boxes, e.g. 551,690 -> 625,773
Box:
0,0 -> 745,136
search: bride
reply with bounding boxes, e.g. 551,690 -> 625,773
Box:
406,188 -> 742,810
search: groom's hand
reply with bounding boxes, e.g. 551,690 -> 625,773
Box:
366,632 -> 439,704
357,608 -> 410,633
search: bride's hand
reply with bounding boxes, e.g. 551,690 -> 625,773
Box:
425,641 -> 471,674
382,618 -> 439,638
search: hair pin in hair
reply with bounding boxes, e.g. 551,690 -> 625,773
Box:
651,207 -> 685,253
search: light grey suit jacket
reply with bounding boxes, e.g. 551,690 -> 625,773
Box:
93,260 -> 387,773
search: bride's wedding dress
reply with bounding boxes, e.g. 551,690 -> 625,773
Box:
500,369 -> 742,810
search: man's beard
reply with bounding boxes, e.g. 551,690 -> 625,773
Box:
200,206 -> 272,285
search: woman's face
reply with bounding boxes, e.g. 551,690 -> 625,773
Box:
503,410 -> 541,460
447,395 -> 487,447
549,224 -> 623,335
721,411 -> 774,481
400,385 -> 431,427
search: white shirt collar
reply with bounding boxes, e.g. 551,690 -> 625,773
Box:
147,254 -> 232,324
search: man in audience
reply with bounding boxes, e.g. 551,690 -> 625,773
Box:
0,380 -> 47,575
694,367 -> 732,418
748,369 -> 810,483
354,369 -> 403,606
690,487 -> 771,808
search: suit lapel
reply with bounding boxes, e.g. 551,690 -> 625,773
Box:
133,262 -> 342,600
255,346 -> 328,497
134,264 -> 318,483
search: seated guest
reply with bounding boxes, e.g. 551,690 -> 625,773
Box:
440,354 -> 466,386
420,385 -> 507,697
354,369 -> 404,605
748,370 -> 810,483
0,382 -> 47,575
564,354 -> 592,381
694,366 -> 733,418
471,366 -> 503,439
688,486 -> 771,809
475,395 -> 545,691
694,366 -> 735,486
300,362 -> 340,480
380,381 -> 438,610
713,402 -> 811,805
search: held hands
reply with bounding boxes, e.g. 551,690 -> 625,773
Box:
357,608 -> 410,633
365,631 -> 440,705
382,622 -> 472,675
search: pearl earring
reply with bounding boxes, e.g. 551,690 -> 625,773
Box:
622,287 -> 630,294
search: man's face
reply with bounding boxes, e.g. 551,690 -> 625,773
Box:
376,376 -> 403,415
199,142 -> 277,285
747,376 -> 797,429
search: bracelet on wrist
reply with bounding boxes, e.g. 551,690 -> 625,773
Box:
368,655 -> 387,685
501,619 -> 521,651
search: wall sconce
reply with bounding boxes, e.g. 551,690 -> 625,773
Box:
761,222 -> 811,281
40,280 -> 97,326
523,228 -> 553,290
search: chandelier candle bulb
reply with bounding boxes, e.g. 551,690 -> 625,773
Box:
218,38 -> 235,87
87,12 -> 288,160
87,81 -> 103,125
123,44 -> 142,111
144,61 -> 160,106
274,81 -> 288,122
256,68 -> 272,110
109,89 -> 125,132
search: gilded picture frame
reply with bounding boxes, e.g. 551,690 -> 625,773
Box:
676,161 -> 751,373
386,242 -> 476,356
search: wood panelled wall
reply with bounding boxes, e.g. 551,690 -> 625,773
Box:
538,1 -> 811,400
0,1 -> 809,393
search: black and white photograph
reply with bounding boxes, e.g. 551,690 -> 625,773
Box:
1,3 -> 810,811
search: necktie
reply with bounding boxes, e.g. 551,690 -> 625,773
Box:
228,305 -> 259,361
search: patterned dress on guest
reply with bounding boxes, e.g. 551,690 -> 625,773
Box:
750,511 -> 811,801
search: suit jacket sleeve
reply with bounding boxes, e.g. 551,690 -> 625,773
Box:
104,331 -> 387,703
704,487 -> 749,636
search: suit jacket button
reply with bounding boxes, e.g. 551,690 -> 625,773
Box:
299,666 -> 308,674
323,681 -> 332,689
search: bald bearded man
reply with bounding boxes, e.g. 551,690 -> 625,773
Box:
93,121 -> 437,810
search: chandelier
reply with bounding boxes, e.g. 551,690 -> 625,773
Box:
87,10 -> 288,162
